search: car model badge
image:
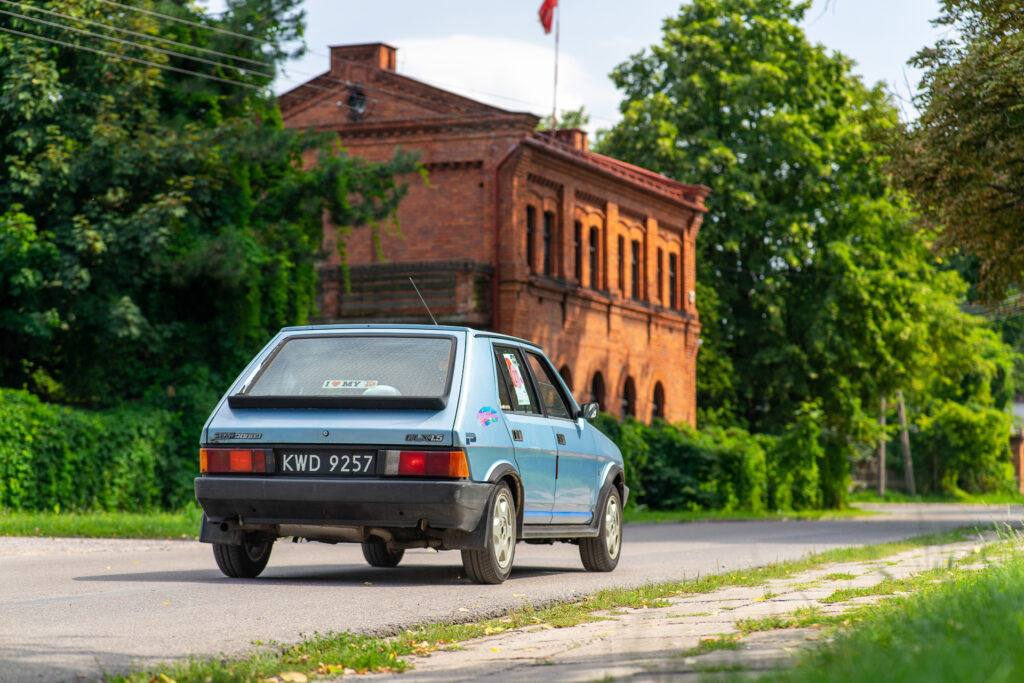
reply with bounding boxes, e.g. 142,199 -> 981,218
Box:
212,432 -> 262,440
405,433 -> 444,443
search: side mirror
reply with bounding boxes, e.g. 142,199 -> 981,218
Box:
578,402 -> 599,420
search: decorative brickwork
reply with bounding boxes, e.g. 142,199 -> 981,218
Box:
280,43 -> 710,425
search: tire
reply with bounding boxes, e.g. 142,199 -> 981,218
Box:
361,539 -> 405,567
212,535 -> 273,578
580,485 -> 622,572
461,482 -> 517,584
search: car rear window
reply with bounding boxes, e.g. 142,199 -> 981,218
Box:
230,334 -> 456,410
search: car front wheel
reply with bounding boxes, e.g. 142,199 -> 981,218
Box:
461,482 -> 516,584
580,485 -> 622,572
212,534 -> 273,578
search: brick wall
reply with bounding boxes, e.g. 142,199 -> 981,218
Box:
281,43 -> 708,425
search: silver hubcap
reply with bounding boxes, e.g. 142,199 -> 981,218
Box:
492,490 -> 515,570
604,495 -> 621,559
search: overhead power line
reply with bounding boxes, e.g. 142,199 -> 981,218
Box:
94,0 -> 265,45
0,0 -> 272,71
0,7 -> 268,80
0,25 -> 260,89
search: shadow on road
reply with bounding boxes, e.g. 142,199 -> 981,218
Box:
73,563 -> 572,587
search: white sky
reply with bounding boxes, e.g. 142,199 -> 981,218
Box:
206,1 -> 948,130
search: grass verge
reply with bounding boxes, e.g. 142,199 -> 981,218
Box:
0,505 -> 869,539
622,507 -> 874,524
771,543 -> 1024,682
0,505 -> 202,539
847,489 -> 1024,505
103,526 -> 983,683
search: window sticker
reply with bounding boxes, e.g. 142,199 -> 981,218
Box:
503,354 -> 532,406
478,407 -> 499,426
321,380 -> 379,389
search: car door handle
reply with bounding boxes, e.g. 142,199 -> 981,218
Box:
556,433 -> 566,445
512,429 -> 523,441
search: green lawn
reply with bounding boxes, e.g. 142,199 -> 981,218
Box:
772,545 -> 1024,682
847,488 -> 1024,505
622,506 -> 874,524
0,504 -> 872,540
0,505 -> 203,539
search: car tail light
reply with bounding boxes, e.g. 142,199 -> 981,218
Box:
382,450 -> 469,479
200,448 -> 270,473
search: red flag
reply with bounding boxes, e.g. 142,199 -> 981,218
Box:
539,0 -> 558,34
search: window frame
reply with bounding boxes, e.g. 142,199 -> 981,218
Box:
493,345 -> 543,416
526,205 -> 537,272
228,333 -> 457,411
523,351 -> 575,421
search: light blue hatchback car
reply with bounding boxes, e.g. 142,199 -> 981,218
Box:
194,324 -> 626,584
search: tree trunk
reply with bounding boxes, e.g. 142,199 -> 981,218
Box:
897,390 -> 915,496
877,396 -> 886,497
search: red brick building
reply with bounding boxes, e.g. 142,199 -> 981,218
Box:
279,43 -> 709,424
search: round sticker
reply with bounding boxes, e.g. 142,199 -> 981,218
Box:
477,407 -> 499,426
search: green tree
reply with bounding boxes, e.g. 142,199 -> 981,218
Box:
537,105 -> 590,130
892,0 -> 1024,300
598,0 -> 1018,505
0,0 -> 418,403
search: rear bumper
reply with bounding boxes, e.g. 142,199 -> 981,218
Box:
194,476 -> 492,532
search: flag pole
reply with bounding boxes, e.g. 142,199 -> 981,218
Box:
551,2 -> 559,130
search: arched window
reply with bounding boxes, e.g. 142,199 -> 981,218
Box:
542,210 -> 555,276
622,376 -> 636,417
589,227 -> 600,288
573,221 -> 582,282
526,205 -> 537,272
559,365 -> 573,392
590,371 -> 605,409
652,382 -> 665,420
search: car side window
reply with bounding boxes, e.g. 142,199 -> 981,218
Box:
525,352 -> 572,419
494,353 -> 513,411
494,346 -> 541,415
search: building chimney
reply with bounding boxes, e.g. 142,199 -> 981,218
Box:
551,128 -> 588,152
330,43 -> 397,73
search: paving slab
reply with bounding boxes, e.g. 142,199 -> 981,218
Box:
355,533 -> 1006,683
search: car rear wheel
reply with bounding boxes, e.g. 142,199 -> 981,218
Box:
461,482 -> 516,584
580,485 -> 622,572
361,539 -> 405,567
212,534 -> 273,578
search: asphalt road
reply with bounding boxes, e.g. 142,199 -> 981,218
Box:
2,503 -> 1021,683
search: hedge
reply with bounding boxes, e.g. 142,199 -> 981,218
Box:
0,388 -> 183,511
911,399 -> 1015,496
594,408 -> 832,512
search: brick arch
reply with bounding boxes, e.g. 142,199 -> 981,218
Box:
620,374 -> 637,418
651,379 -> 667,421
588,369 -> 607,411
558,363 -> 573,393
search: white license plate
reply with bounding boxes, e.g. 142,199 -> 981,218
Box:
276,450 -> 377,476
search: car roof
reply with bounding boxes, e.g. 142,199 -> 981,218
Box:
278,323 -> 541,350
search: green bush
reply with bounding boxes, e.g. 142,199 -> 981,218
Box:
593,416 -> 768,512
764,403 -> 825,510
913,400 -> 1014,496
0,388 -> 180,511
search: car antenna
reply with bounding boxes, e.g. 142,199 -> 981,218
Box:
409,276 -> 439,325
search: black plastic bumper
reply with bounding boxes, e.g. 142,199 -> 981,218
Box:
194,476 -> 493,531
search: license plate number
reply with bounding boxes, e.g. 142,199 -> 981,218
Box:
277,451 -> 376,476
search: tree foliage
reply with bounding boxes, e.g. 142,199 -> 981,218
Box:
892,0 -> 1024,299
0,0 -> 418,403
597,0 -> 1018,504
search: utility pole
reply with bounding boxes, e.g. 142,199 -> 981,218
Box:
896,389 -> 915,496
877,396 -> 886,497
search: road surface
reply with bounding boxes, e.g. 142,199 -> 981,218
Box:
1,503 -> 1020,682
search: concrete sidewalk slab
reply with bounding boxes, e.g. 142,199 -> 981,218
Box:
358,533 -> 1003,682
